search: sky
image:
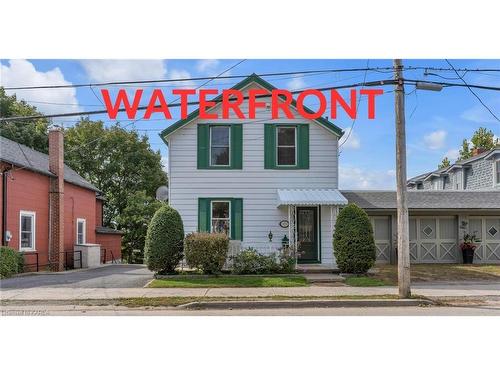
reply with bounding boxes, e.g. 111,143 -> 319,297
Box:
1,58 -> 499,189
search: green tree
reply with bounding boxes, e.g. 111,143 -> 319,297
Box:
0,87 -> 50,152
144,205 -> 184,274
458,127 -> 499,161
333,203 -> 376,274
117,190 -> 163,263
438,157 -> 451,169
64,118 -> 167,228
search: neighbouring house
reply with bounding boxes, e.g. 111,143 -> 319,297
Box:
407,146 -> 500,191
160,74 -> 500,267
0,130 -> 122,272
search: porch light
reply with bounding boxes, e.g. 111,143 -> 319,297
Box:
282,235 -> 289,247
268,230 -> 273,242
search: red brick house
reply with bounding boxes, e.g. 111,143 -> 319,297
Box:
0,128 -> 122,271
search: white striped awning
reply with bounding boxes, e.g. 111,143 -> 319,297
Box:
277,189 -> 348,206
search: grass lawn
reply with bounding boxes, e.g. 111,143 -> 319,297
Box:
148,275 -> 309,288
344,276 -> 388,287
370,264 -> 500,285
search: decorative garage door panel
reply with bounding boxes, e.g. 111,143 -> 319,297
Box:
409,217 -> 458,263
469,218 -> 500,263
370,216 -> 391,264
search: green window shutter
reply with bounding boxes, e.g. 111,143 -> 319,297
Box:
230,124 -> 243,169
197,124 -> 209,169
231,198 -> 243,240
198,198 -> 210,232
264,124 -> 276,169
297,124 -> 309,169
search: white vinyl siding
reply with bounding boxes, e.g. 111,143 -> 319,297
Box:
167,82 -> 339,266
19,211 -> 36,251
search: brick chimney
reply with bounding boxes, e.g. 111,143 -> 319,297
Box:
48,127 -> 65,271
472,147 -> 486,156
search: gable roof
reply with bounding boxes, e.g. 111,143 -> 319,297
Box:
408,146 -> 500,184
160,73 -> 344,142
0,136 -> 100,192
342,190 -> 500,210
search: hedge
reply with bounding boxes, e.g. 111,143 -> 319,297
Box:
333,203 -> 376,274
144,204 -> 184,274
185,232 -> 229,274
1,246 -> 24,279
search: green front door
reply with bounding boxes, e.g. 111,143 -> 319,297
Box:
297,206 -> 319,263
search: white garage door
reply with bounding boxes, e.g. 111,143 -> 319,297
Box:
469,217 -> 500,263
409,217 -> 458,263
370,216 -> 391,264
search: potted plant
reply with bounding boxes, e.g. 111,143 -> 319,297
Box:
460,233 -> 478,264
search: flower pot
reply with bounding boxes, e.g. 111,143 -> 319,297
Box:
462,248 -> 475,264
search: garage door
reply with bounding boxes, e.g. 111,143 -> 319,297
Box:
370,216 -> 391,263
409,217 -> 458,263
469,217 -> 500,263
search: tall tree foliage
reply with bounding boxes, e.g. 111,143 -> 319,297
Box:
0,87 -> 50,152
458,127 -> 499,161
438,157 -> 450,169
64,119 -> 168,261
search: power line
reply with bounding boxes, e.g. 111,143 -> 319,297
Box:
445,59 -> 500,123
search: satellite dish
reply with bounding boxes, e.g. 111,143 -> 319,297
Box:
155,185 -> 169,201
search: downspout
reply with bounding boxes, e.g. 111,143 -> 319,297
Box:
1,167 -> 11,246
2,167 -> 11,246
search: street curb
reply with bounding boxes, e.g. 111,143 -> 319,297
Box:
179,298 -> 433,310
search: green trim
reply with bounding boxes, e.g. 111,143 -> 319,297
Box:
264,123 -> 309,170
198,197 -> 243,240
197,124 -> 243,170
160,73 -> 344,144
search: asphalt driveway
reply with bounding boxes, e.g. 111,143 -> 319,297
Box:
0,265 -> 154,289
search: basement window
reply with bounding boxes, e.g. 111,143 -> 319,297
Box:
76,218 -> 86,245
19,211 -> 36,251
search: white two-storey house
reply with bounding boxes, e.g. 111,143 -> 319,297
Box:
160,74 -> 347,267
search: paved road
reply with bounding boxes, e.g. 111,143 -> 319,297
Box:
0,265 -> 154,289
2,304 -> 500,316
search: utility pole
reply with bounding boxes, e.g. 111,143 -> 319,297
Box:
394,59 -> 411,298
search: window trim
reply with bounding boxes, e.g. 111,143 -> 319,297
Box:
76,218 -> 86,245
209,125 -> 231,167
276,126 -> 297,167
494,159 -> 500,186
19,210 -> 36,252
210,200 -> 231,237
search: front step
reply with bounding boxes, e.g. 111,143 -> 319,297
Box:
303,273 -> 346,284
297,265 -> 339,274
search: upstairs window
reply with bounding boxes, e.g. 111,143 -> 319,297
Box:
20,211 -> 35,251
211,201 -> 231,236
496,160 -> 500,185
277,127 -> 296,166
210,126 -> 230,166
76,218 -> 86,244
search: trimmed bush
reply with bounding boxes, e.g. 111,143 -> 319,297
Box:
232,247 -> 296,275
333,203 -> 376,274
185,232 -> 229,274
1,246 -> 24,279
144,204 -> 184,274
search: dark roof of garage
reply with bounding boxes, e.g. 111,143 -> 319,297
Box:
341,190 -> 500,210
1,136 -> 100,192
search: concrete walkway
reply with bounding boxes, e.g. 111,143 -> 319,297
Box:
2,282 -> 500,301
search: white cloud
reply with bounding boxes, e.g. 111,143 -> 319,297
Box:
339,166 -> 396,190
80,59 -> 167,82
444,148 -> 460,160
287,75 -> 306,90
0,59 -> 81,115
161,155 -> 168,172
196,59 -> 220,74
423,130 -> 447,150
167,69 -> 196,88
339,127 -> 361,149
461,98 -> 500,124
